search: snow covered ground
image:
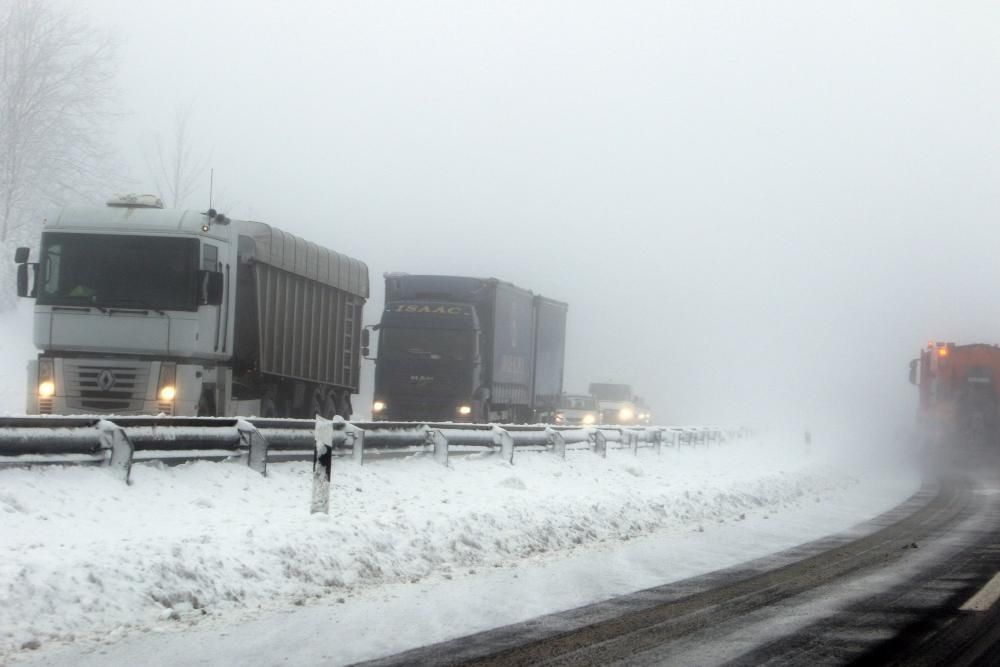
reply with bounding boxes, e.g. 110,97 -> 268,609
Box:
1,433 -> 920,664
0,301 -> 34,415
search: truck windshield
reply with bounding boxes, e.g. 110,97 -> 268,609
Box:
381,328 -> 472,361
37,232 -> 200,311
561,396 -> 597,410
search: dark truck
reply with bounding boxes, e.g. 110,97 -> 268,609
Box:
368,274 -> 567,422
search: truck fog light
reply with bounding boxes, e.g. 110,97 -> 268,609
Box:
372,400 -> 386,413
38,381 -> 55,398
618,407 -> 634,421
159,386 -> 176,401
458,405 -> 472,415
582,413 -> 596,425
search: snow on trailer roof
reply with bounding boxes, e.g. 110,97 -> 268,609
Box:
238,221 -> 369,299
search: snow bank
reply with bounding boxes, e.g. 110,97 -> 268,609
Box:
0,437 -> 913,657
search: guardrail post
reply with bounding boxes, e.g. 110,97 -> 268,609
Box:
492,425 -> 514,464
592,429 -> 607,458
236,419 -> 268,476
546,427 -> 566,459
312,418 -> 334,514
97,420 -> 133,484
427,429 -> 449,466
331,418 -> 365,465
654,428 -> 663,455
631,430 -> 640,455
350,424 -> 365,465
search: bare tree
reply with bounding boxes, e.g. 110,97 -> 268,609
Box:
0,0 -> 118,243
145,105 -> 210,209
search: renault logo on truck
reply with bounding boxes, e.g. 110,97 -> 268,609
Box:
96,369 -> 116,392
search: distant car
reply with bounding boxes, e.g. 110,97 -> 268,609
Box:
555,394 -> 599,425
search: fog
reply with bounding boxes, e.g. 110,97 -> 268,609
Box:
73,1 -> 1000,432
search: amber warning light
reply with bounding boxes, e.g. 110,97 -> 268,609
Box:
938,347 -> 949,358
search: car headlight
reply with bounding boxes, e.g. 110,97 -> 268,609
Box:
582,413 -> 596,424
157,362 -> 176,402
619,407 -> 634,421
458,405 -> 472,415
372,400 -> 386,413
37,358 -> 55,397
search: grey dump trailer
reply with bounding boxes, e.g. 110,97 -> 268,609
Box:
233,223 -> 368,418
370,274 -> 567,423
15,196 -> 369,418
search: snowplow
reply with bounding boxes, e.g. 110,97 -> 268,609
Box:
910,341 -> 1000,447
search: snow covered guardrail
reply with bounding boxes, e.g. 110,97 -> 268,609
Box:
0,416 -> 751,500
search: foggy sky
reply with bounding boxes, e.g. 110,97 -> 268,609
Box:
75,0 -> 1000,431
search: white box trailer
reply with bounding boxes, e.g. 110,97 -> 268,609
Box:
15,195 -> 368,418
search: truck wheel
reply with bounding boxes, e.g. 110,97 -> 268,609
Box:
197,390 -> 217,417
336,392 -> 353,420
322,391 -> 338,420
309,387 -> 325,419
260,397 -> 277,418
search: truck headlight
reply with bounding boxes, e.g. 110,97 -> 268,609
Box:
372,400 -> 386,413
582,413 -> 596,425
38,358 -> 55,397
157,362 -> 176,402
458,405 -> 472,415
619,407 -> 634,421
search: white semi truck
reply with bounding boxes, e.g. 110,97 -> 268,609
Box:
14,195 -> 369,418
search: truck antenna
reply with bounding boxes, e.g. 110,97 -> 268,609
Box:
208,168 -> 214,210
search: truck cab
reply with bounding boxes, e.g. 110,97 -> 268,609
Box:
588,382 -> 639,425
372,301 -> 483,422
18,196 -> 232,415
554,394 -> 598,425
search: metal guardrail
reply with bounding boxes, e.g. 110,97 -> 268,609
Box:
0,415 -> 752,512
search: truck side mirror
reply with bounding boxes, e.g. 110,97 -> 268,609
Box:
909,359 -> 918,385
14,247 -> 29,263
360,326 -> 375,359
16,263 -> 29,297
200,270 -> 224,305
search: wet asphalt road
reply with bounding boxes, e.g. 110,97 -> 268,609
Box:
359,450 -> 1000,666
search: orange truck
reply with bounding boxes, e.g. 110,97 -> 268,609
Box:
910,342 -> 1000,446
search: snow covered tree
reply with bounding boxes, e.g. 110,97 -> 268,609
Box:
0,0 -> 118,263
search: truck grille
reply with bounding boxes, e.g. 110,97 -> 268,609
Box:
64,359 -> 151,413
383,398 -> 454,422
